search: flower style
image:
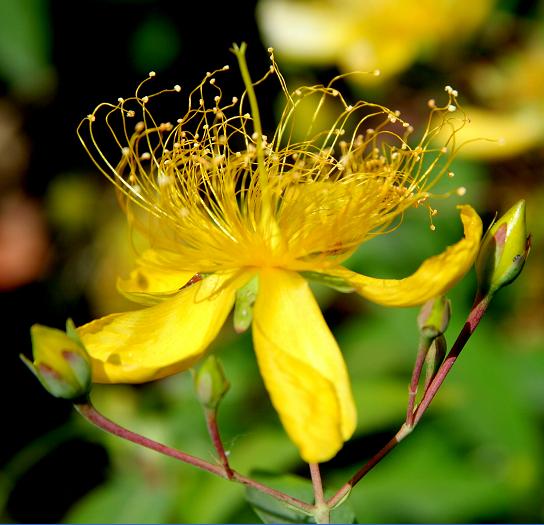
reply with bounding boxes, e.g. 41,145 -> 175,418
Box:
76,45 -> 482,463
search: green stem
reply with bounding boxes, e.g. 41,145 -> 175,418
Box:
231,42 -> 267,185
309,463 -> 329,524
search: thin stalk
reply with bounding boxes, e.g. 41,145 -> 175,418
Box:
205,408 -> 233,479
412,293 -> 491,425
327,424 -> 412,509
75,400 -> 313,513
406,336 -> 432,426
327,292 -> 492,508
232,42 -> 267,184
75,401 -> 225,477
309,463 -> 329,524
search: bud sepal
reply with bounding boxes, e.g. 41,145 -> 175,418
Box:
22,319 -> 92,400
476,200 -> 530,296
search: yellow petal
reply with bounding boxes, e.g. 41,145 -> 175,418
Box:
325,205 -> 483,307
117,249 -> 198,305
78,272 -> 245,383
435,106 -> 544,160
252,268 -> 356,463
257,0 -> 355,64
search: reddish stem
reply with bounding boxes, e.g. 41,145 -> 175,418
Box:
327,293 -> 491,508
205,408 -> 233,479
75,401 -> 313,513
406,337 -> 431,426
413,294 -> 490,425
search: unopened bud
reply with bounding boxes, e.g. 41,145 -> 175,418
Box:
21,319 -> 92,400
417,296 -> 451,339
233,276 -> 258,333
423,335 -> 447,391
194,355 -> 229,410
476,200 -> 530,296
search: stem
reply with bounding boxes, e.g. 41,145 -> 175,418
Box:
75,401 -> 225,477
232,42 -> 267,184
413,293 -> 490,426
205,408 -> 233,479
309,463 -> 329,524
232,471 -> 314,513
327,424 -> 412,508
406,336 -> 432,426
328,293 -> 492,508
75,400 -> 313,513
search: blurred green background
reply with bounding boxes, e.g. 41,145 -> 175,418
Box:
0,0 -> 542,523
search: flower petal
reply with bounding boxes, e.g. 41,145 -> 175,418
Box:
252,268 -> 356,463
325,205 -> 482,306
117,249 -> 198,305
257,0 -> 355,64
78,272 -> 245,383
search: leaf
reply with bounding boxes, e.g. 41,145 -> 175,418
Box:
246,471 -> 356,524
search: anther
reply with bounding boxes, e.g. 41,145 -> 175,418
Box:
174,84 -> 181,92
122,147 -> 130,155
142,96 -> 149,104
232,96 -> 238,104
448,171 -> 455,178
209,78 -> 216,84
87,114 -> 96,122
149,71 -> 156,77
117,97 -> 124,103
373,69 -> 381,76
447,105 -> 456,112
222,65 -> 229,70
457,187 -> 467,196
428,99 -> 436,108
267,47 -> 274,53
140,152 -> 151,160
127,110 -> 135,117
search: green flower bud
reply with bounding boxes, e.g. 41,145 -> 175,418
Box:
233,276 -> 258,333
21,319 -> 92,400
417,296 -> 451,339
423,335 -> 447,391
194,355 -> 229,410
476,200 -> 530,296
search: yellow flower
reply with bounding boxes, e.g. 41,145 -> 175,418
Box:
257,0 -> 492,84
76,45 -> 482,463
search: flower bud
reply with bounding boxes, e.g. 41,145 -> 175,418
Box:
476,200 -> 530,295
21,319 -> 92,400
423,335 -> 447,391
417,296 -> 451,339
233,276 -> 258,333
194,355 -> 229,410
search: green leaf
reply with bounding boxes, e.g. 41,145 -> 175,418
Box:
245,471 -> 356,524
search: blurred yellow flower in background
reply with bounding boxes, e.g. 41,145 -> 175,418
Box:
75,47 -> 482,463
257,0 -> 493,84
450,25 -> 544,159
